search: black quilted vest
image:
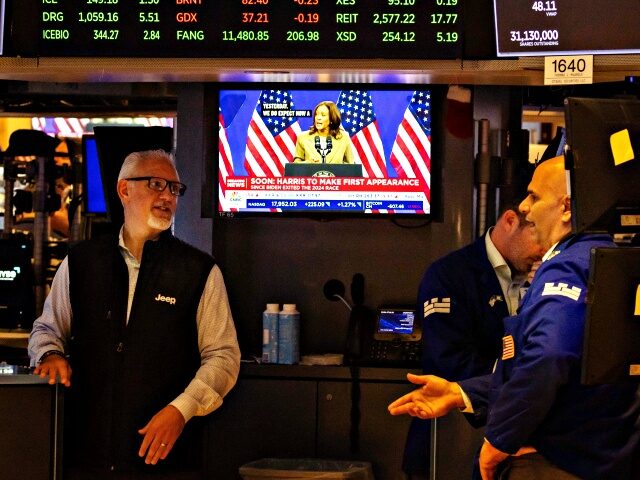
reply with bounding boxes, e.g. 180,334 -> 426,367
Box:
66,231 -> 214,474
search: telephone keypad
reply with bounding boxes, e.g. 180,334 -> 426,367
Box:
366,340 -> 422,366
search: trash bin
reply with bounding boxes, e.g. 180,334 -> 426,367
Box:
239,458 -> 374,480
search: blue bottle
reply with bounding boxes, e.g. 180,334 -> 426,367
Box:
262,303 -> 280,363
278,304 -> 300,364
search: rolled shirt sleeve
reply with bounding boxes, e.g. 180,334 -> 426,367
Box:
28,257 -> 72,365
170,265 -> 241,422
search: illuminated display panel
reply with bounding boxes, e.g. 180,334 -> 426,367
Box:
217,85 -> 442,218
35,0 -> 462,59
493,0 -> 640,57
377,309 -> 415,334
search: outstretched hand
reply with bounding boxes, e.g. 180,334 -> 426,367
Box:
388,373 -> 464,419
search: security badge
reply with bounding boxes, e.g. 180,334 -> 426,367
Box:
423,297 -> 451,318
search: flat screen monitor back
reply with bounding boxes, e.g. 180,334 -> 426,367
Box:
564,97 -> 640,234
582,247 -> 640,385
93,126 -> 173,232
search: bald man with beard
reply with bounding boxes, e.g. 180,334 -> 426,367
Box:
390,157 -> 640,480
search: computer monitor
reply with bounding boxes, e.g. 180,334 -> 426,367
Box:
564,97 -> 640,234
581,247 -> 640,385
81,134 -> 107,216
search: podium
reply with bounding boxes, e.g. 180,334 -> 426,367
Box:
284,163 -> 363,177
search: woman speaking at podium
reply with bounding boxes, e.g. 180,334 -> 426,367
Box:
294,101 -> 354,164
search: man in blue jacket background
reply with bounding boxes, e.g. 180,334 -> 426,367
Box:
403,204 -> 544,477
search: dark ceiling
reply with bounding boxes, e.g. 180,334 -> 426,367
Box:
0,81 -> 178,115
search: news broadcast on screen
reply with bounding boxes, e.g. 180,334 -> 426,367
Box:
217,87 -> 438,217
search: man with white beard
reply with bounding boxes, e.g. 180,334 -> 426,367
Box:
29,150 -> 240,479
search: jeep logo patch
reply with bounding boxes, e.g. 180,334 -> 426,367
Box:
154,294 -> 176,305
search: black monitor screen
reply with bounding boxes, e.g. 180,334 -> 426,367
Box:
582,247 -> 640,385
92,126 -> 173,229
81,134 -> 107,216
217,85 -> 442,218
564,97 -> 640,234
0,237 -> 34,330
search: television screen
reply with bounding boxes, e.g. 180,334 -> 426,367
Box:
81,134 -> 107,216
217,86 -> 441,217
564,97 -> 640,234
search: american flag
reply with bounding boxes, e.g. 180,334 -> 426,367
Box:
389,90 -> 432,208
337,90 -> 386,178
218,107 -> 235,212
243,90 -> 301,177
502,335 -> 515,360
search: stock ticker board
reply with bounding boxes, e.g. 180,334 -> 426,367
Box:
31,0 -> 463,59
33,0 -> 463,58
493,0 -> 640,57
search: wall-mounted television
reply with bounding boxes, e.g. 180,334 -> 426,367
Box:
217,85 -> 442,218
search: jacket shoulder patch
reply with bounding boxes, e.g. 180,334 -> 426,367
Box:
423,297 -> 451,317
541,282 -> 582,301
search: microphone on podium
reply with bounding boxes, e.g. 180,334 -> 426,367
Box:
314,135 -> 332,163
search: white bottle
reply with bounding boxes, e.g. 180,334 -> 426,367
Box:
278,304 -> 300,364
262,303 -> 280,363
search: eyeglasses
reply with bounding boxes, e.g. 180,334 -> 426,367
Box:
126,177 -> 187,197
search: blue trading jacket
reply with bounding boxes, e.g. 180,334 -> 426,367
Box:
404,234 -> 509,474
420,234 -> 510,381
461,234 -> 640,480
